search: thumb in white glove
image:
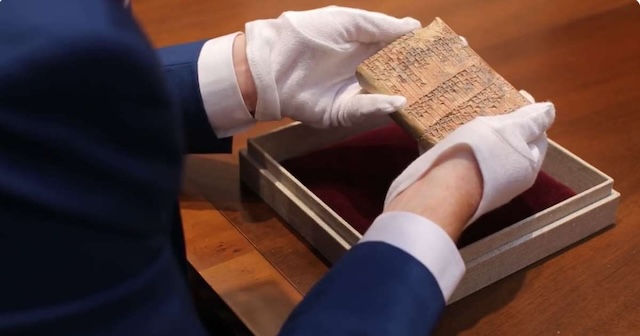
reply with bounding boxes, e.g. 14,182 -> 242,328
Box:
245,6 -> 421,127
385,102 -> 556,227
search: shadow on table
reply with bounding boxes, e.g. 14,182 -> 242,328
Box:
183,154 -> 282,224
219,280 -> 302,336
183,154 -> 244,206
433,224 -> 614,335
188,265 -> 253,336
434,270 -> 527,335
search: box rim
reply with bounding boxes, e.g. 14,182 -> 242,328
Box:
245,122 -> 615,252
239,148 -> 619,303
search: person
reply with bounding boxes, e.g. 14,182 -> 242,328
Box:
0,1 -> 554,335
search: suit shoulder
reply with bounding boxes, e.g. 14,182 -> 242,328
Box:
0,0 -> 158,75
0,1 -> 167,101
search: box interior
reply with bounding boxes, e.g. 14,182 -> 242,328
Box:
242,120 -> 618,302
279,123 -> 577,247
248,119 -> 612,254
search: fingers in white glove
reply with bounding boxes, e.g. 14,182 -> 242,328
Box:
385,102 -> 556,227
307,6 -> 421,44
278,7 -> 420,49
528,134 -> 549,163
482,102 -> 555,143
416,91 -> 540,156
332,83 -> 406,126
283,6 -> 422,44
246,6 -> 420,127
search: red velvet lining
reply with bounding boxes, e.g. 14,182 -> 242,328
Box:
282,124 -> 576,247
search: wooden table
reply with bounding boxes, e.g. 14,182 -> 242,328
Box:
134,0 -> 640,334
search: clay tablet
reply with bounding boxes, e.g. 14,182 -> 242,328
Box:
356,17 -> 530,149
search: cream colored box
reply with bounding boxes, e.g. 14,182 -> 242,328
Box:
239,118 -> 619,303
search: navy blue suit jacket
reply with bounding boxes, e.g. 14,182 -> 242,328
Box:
0,1 -> 446,335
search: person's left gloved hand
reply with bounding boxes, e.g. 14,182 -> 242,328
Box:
244,6 -> 421,127
386,102 -> 555,228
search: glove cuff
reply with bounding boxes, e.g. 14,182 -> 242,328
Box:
245,20 -> 282,121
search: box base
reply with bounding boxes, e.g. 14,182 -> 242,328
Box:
239,121 -> 619,303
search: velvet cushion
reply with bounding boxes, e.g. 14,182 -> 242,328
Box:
282,124 -> 576,248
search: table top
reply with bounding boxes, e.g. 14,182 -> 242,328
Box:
134,0 -> 640,334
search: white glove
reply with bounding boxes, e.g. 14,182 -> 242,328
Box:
385,102 -> 556,227
245,6 -> 421,127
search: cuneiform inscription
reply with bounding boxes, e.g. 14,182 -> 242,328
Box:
426,80 -> 527,141
360,31 -> 472,100
403,64 -> 494,127
356,17 -> 530,146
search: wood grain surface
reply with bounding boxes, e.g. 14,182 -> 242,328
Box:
133,0 -> 640,335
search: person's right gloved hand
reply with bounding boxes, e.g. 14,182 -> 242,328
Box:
244,6 -> 421,128
385,102 -> 556,228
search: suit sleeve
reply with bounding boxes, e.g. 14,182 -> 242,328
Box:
279,212 -> 466,336
157,33 -> 255,154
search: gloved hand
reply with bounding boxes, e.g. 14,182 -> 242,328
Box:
385,102 -> 556,227
244,6 -> 421,127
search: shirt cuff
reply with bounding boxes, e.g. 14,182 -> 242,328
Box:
197,32 -> 256,138
359,211 -> 466,302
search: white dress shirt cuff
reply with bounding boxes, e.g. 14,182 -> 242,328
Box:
359,211 -> 466,302
197,32 -> 256,138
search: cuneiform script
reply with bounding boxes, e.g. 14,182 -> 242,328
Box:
356,17 -> 530,147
